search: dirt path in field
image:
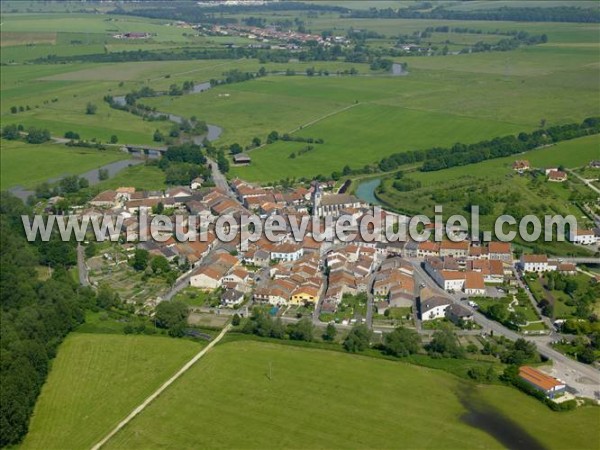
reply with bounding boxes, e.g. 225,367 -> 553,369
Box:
90,324 -> 231,450
288,102 -> 360,134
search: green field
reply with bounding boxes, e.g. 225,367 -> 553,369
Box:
93,163 -> 167,191
371,134 -> 598,256
20,333 -> 202,450
0,140 -> 128,189
97,339 -> 598,450
22,335 -> 600,450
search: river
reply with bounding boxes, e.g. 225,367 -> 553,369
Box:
354,178 -> 382,205
10,82 -> 223,201
9,159 -> 144,201
112,82 -> 222,144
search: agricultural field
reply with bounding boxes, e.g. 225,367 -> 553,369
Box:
20,333 -> 202,450
93,340 -> 599,450
0,140 -> 127,190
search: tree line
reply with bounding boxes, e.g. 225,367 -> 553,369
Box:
350,5 -> 600,23
377,117 -> 600,173
0,193 -> 99,446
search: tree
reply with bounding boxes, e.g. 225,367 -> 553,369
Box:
232,313 -> 241,326
153,129 -> 164,142
155,301 -> 189,331
288,318 -> 314,341
84,242 -> 97,258
64,131 -> 80,140
343,324 -> 371,352
426,326 -> 464,358
488,303 -> 509,323
26,127 -> 51,144
252,137 -> 261,147
132,249 -> 149,271
2,124 -> 20,140
323,323 -> 337,341
98,168 -> 109,181
86,102 -> 97,115
383,326 -> 421,357
59,175 -> 81,193
110,134 -> 118,144
151,255 -> 170,274
267,130 -> 279,144
578,346 -> 597,364
97,284 -> 118,309
10,105 -> 18,114
229,143 -> 243,155
153,201 -> 165,215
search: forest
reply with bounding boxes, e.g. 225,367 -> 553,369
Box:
0,193 -> 101,446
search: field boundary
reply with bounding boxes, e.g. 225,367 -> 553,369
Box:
90,324 -> 232,450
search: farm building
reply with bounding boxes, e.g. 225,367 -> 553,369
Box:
233,154 -> 251,165
518,366 -> 566,399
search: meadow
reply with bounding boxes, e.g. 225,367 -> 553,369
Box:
20,333 -> 202,450
94,339 -> 598,450
2,11 -> 598,185
0,140 -> 128,190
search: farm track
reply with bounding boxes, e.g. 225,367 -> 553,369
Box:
90,324 -> 232,450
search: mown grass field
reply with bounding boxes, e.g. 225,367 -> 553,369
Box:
97,339 -> 598,450
20,333 -> 202,450
0,140 -> 128,189
94,163 -> 167,192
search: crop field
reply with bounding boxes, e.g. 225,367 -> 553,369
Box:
20,333 -> 202,450
0,140 -> 128,190
94,340 -> 599,450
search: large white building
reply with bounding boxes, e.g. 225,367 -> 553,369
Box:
419,296 -> 452,321
520,254 -> 550,273
569,229 -> 598,245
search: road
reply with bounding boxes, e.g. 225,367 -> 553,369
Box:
206,157 -> 235,197
76,243 -> 90,287
91,324 -> 232,450
567,168 -> 600,195
409,258 -> 600,399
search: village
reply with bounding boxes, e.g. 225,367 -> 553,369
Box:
72,164 -> 599,334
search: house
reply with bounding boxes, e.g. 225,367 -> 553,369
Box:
290,285 -> 320,305
270,243 -> 303,262
518,366 -> 566,399
221,289 -> 244,307
233,154 -> 251,165
487,242 -> 513,262
417,241 -> 440,258
463,272 -> 486,296
435,270 -> 466,292
446,303 -> 473,324
547,170 -> 567,182
589,160 -> 600,169
90,190 -> 117,208
569,228 -> 597,245
190,177 -> 204,189
419,296 -> 452,321
440,240 -> 470,258
520,254 -> 550,273
512,160 -> 530,172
